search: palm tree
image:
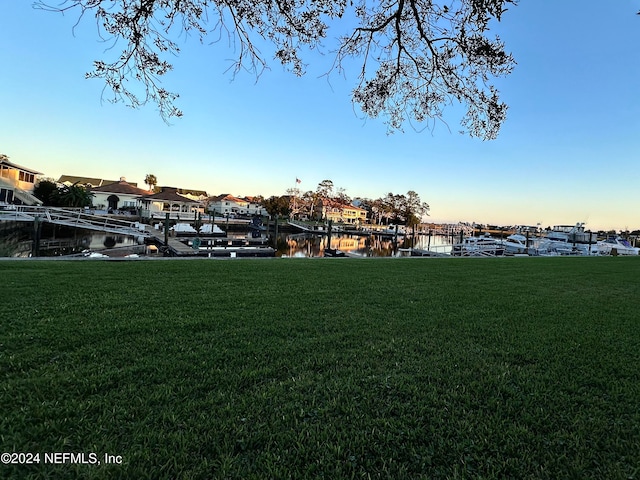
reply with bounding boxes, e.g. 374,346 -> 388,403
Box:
59,183 -> 94,207
144,174 -> 158,192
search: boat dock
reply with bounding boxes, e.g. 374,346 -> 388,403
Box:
144,226 -> 275,257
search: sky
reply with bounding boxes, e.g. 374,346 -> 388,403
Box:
1,1 -> 639,230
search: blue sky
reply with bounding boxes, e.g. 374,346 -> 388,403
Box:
1,1 -> 639,230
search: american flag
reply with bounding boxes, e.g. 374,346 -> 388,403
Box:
296,178 -> 301,184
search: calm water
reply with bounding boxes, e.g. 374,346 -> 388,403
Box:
275,232 -> 453,257
35,230 -> 453,258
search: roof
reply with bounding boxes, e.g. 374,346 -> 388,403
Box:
0,158 -> 43,175
89,180 -> 151,196
341,204 -> 368,212
58,175 -> 139,187
210,193 -> 249,204
319,198 -> 362,209
157,186 -> 208,197
142,188 -> 200,203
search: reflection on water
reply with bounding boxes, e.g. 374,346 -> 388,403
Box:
36,232 -> 143,256
35,229 -> 454,258
276,233 -> 453,257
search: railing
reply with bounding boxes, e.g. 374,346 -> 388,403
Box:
0,205 -> 148,237
287,219 -> 328,232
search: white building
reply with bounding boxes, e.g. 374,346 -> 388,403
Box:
208,194 -> 266,217
0,155 -> 43,205
89,178 -> 152,212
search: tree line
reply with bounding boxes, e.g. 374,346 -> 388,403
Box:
30,175 -> 428,227
261,179 -> 430,226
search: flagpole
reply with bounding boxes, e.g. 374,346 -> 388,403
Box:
293,177 -> 301,220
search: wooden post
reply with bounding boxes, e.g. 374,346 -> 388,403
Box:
274,216 -> 279,248
327,220 -> 333,251
164,212 -> 170,246
32,216 -> 42,257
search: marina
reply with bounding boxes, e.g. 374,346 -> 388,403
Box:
1,207 -> 638,259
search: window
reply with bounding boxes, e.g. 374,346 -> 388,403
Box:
18,171 -> 34,183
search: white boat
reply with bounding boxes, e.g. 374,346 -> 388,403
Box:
451,234 -> 505,257
597,237 -> 639,256
502,233 -> 529,255
540,223 -> 599,256
199,223 -> 225,235
382,224 -> 406,235
545,223 -> 597,243
170,223 -> 198,234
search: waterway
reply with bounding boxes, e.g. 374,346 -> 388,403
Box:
274,232 -> 453,258
19,225 -> 455,258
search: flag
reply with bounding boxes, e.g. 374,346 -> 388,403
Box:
296,178 -> 301,184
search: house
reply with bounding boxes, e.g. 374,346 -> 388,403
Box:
316,199 -> 368,224
89,177 -> 152,212
208,194 -> 266,217
140,187 -> 205,220
0,155 -> 43,205
340,204 -> 368,224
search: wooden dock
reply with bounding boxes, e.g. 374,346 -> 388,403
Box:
144,226 -> 275,257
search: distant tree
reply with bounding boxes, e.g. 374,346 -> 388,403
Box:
316,180 -> 335,201
144,174 -> 158,192
33,179 -> 60,205
403,190 -> 430,226
57,183 -> 94,207
301,190 -> 320,220
262,195 -> 291,218
379,190 -> 429,226
35,0 -> 515,138
335,187 -> 351,206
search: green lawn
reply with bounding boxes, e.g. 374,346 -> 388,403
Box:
1,257 -> 639,479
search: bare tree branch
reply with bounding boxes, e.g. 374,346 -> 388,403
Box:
34,0 -> 516,138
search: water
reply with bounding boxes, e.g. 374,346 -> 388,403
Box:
36,231 -> 143,256
275,232 -> 453,257
35,229 -> 454,258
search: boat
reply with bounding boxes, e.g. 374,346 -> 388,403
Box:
199,223 -> 225,235
170,223 -> 198,235
502,233 -> 529,255
597,237 -> 639,256
544,223 -> 594,244
323,248 -> 347,257
381,224 -> 406,236
451,234 -> 505,257
540,223 -> 599,255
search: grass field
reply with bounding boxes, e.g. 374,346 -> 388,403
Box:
1,257 -> 639,479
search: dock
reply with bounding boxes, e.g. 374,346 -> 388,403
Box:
144,226 -> 275,257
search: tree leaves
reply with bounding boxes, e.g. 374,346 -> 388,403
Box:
36,0 -> 516,138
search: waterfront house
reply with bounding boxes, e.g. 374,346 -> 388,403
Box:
89,178 -> 152,212
316,199 -> 368,224
0,155 -> 43,205
244,196 -> 268,216
340,204 -> 368,224
208,194 -> 266,217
